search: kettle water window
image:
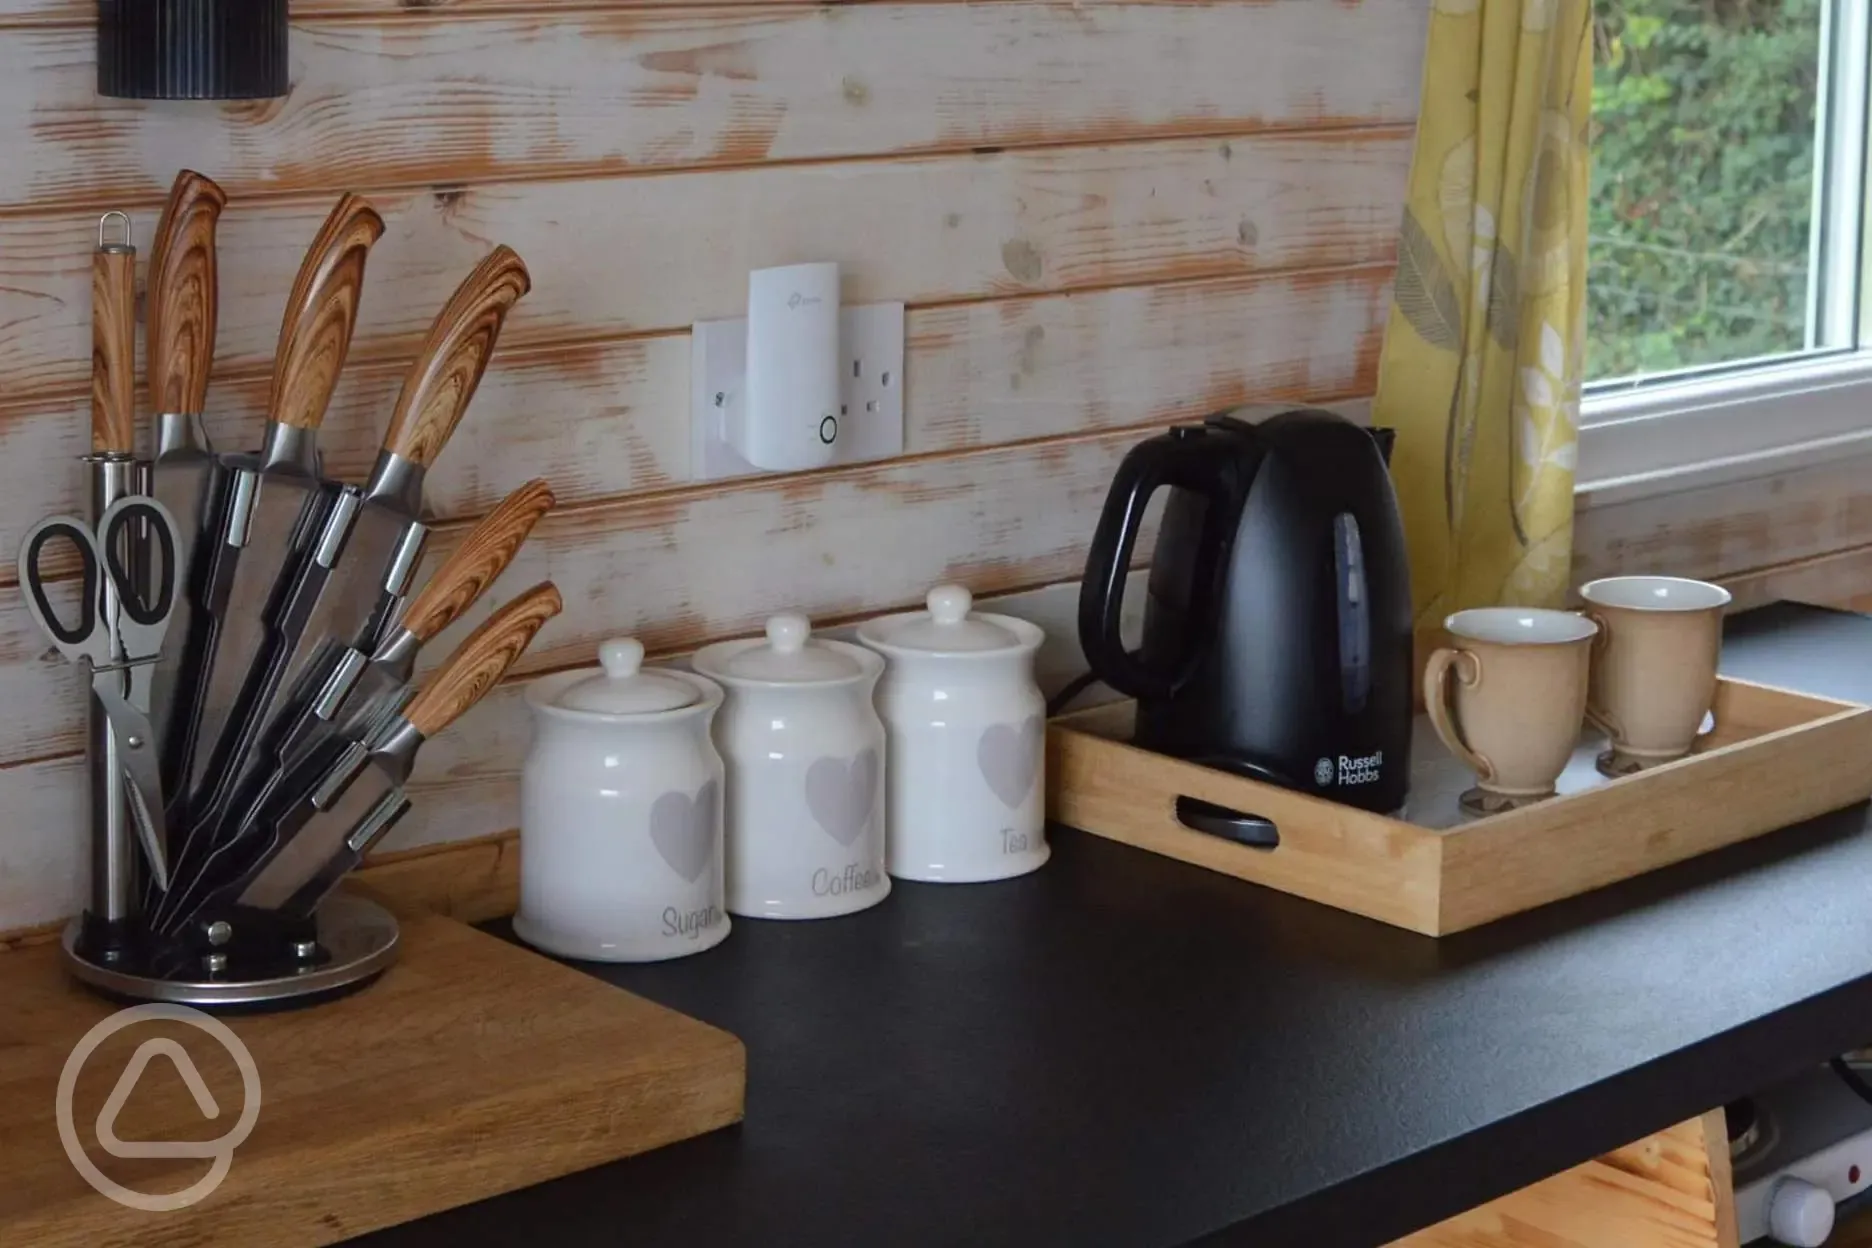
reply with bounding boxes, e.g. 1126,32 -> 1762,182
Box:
1333,513 -> 1371,717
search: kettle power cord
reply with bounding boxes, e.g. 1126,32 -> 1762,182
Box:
1046,671 -> 1103,719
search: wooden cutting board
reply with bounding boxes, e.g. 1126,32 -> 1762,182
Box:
0,910 -> 746,1246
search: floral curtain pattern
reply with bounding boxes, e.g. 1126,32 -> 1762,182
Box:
1374,0 -> 1594,625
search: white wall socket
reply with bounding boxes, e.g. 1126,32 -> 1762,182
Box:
691,302 -> 905,483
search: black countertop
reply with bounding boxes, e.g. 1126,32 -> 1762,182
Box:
354,603 -> 1872,1248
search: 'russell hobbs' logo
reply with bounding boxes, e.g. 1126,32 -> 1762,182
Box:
1316,751 -> 1384,787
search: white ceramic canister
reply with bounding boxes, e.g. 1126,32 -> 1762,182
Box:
515,638 -> 731,962
693,614 -> 890,919
857,585 -> 1048,882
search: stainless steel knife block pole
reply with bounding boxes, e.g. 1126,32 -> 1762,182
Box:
85,450 -> 141,936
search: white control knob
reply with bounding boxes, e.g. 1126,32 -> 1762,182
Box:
1768,1177 -> 1835,1247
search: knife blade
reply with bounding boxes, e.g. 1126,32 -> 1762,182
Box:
197,476 -> 554,882
168,194 -> 384,866
280,476 -> 555,767
169,581 -> 562,931
184,246 -> 531,865
147,171 -> 227,784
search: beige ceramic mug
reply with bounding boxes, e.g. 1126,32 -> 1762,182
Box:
1577,575 -> 1731,776
1424,608 -> 1598,816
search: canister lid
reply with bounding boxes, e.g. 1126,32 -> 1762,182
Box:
695,614 -> 864,684
552,638 -> 699,714
859,585 -> 1024,654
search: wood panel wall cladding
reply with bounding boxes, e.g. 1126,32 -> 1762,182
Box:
0,0 -> 1427,930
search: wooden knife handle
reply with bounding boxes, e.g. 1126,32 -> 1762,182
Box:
381,245 -> 530,468
148,171 -> 227,416
90,215 -> 137,454
398,479 -> 555,644
269,193 -> 385,432
404,581 -> 561,739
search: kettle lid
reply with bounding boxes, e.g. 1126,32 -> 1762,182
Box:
693,614 -> 866,684
551,638 -> 700,714
858,585 -> 1030,655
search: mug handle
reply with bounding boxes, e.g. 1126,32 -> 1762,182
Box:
1422,647 -> 1494,781
1577,609 -> 1623,741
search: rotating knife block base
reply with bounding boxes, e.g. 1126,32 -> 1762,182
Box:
60,890 -> 399,1006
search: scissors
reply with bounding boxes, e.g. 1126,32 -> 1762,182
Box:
18,495 -> 184,891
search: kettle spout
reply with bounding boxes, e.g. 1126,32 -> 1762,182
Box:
1368,426 -> 1397,466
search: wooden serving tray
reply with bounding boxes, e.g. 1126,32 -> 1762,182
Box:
1049,677 -> 1872,935
0,908 -> 745,1247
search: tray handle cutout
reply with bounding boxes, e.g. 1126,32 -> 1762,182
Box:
1174,796 -> 1279,850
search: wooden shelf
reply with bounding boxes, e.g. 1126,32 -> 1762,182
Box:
1392,1112 -> 1738,1248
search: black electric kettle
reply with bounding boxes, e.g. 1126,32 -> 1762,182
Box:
1078,408 -> 1413,815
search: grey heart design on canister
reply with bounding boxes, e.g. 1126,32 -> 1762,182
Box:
649,779 -> 718,883
977,715 -> 1042,808
805,748 -> 879,847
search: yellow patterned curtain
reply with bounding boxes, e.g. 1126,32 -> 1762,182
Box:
1374,0 -> 1594,626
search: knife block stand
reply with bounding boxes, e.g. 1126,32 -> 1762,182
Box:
62,892 -> 401,1008
65,453 -> 402,1008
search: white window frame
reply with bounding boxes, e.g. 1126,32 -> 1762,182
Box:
1575,0 -> 1872,507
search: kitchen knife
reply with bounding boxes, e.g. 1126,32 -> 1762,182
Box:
147,171 -> 227,781
312,244 -> 532,657
183,245 -> 531,863
169,194 -> 384,858
171,581 -> 562,931
279,476 -> 555,767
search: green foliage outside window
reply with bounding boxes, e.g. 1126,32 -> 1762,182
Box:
1589,0 -> 1823,380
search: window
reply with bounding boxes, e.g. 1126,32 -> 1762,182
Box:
1578,0 -> 1872,497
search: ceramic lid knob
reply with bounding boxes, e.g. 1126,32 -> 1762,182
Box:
600,637 -> 645,680
857,583 -> 1034,655
550,636 -> 699,714
693,613 -> 866,684
927,585 -> 972,625
766,613 -> 811,656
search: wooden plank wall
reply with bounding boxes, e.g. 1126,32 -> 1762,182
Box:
1576,449 -> 1872,612
0,0 -> 1427,929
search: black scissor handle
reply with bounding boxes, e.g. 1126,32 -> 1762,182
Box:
100,498 -> 178,628
20,517 -> 98,649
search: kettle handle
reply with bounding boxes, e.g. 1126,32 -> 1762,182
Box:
1077,428 -> 1240,701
